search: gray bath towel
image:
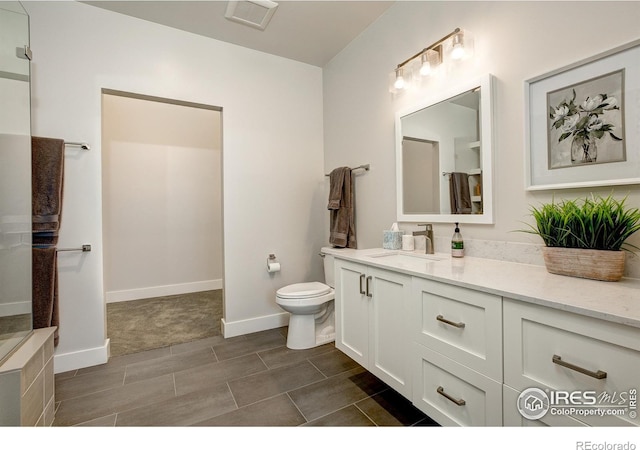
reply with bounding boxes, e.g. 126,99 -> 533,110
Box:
31,136 -> 65,347
32,246 -> 59,346
32,136 -> 65,233
449,172 -> 472,214
328,167 -> 357,248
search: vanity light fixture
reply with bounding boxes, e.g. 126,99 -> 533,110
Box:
389,28 -> 468,93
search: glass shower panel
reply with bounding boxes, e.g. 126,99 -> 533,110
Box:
0,2 -> 32,364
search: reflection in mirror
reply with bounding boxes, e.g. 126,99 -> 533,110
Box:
0,2 -> 32,364
395,74 -> 494,224
402,137 -> 440,214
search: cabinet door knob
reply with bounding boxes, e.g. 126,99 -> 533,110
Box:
437,386 -> 466,406
359,274 -> 366,295
436,315 -> 466,329
366,276 -> 373,298
552,355 -> 607,379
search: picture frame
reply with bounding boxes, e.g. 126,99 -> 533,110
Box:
525,39 -> 640,190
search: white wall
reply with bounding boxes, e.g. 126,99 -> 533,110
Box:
25,1 -> 325,372
324,1 -> 640,271
102,94 -> 223,302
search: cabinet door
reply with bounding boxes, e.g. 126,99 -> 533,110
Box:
334,259 -> 369,367
369,267 -> 412,398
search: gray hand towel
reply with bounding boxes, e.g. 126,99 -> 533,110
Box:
328,167 -> 357,248
449,172 -> 472,214
328,167 -> 350,210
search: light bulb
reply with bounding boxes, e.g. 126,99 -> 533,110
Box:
419,53 -> 431,76
394,69 -> 405,89
451,44 -> 465,60
451,33 -> 465,60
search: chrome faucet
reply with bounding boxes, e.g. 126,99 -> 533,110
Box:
413,223 -> 434,254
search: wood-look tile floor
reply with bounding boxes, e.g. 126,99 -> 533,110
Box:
53,327 -> 438,427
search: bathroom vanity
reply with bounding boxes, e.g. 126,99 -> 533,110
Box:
323,246 -> 640,427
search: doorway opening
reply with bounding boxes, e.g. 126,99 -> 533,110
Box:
101,89 -> 223,356
402,136 -> 440,214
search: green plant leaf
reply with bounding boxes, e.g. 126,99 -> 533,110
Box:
516,194 -> 640,253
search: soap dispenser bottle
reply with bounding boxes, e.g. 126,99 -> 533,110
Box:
452,222 -> 464,258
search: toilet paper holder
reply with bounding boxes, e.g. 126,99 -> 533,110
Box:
267,254 -> 281,273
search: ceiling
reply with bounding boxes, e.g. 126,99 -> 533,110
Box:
83,1 -> 395,67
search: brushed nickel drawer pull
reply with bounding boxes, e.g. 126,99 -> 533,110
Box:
366,276 -> 373,298
436,315 -> 465,329
359,274 -> 366,295
552,355 -> 607,380
437,386 -> 466,406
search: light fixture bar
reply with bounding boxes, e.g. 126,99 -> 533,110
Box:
396,27 -> 461,69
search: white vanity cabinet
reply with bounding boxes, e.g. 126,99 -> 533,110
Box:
411,278 -> 503,426
328,248 -> 640,427
334,259 -> 412,398
503,299 -> 640,427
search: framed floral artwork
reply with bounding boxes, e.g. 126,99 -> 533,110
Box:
525,39 -> 640,190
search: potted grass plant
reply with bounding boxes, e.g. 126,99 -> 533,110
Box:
523,194 -> 640,281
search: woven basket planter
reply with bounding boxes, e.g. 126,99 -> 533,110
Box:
541,247 -> 626,282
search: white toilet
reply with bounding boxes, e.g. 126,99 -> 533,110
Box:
276,253 -> 335,350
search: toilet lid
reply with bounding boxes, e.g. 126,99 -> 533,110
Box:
277,282 -> 331,299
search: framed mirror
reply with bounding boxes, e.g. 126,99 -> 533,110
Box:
395,74 -> 495,224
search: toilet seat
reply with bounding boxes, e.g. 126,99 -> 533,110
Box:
276,281 -> 331,299
276,281 -> 335,310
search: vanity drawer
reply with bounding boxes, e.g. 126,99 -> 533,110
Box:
412,343 -> 502,426
504,299 -> 640,427
412,278 -> 502,381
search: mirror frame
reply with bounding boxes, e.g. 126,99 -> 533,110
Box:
395,73 -> 495,224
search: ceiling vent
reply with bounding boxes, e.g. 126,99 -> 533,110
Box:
225,1 -> 279,31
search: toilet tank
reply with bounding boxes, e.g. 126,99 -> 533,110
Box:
323,253 -> 335,288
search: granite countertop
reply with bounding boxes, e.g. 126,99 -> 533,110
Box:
321,246 -> 640,329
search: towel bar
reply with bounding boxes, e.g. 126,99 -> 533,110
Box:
57,244 -> 91,253
324,164 -> 369,176
65,142 -> 90,150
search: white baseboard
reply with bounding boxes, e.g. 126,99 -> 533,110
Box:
105,279 -> 223,303
53,338 -> 110,374
221,311 -> 289,338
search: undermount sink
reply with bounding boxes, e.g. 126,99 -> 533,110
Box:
367,251 -> 446,263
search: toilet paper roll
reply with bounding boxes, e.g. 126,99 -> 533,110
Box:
402,235 -> 415,251
267,262 -> 281,273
